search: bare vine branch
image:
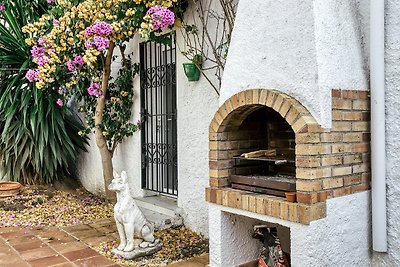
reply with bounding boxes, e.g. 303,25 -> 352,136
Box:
180,0 -> 238,94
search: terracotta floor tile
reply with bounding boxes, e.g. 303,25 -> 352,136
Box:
29,254 -> 67,267
39,232 -> 77,244
88,219 -> 114,229
51,241 -> 88,254
61,224 -> 92,233
71,229 -> 100,241
0,226 -> 24,234
95,226 -> 117,235
80,235 -> 114,246
0,249 -> 29,266
29,226 -> 50,235
1,229 -> 31,240
0,238 -> 12,252
8,234 -> 41,245
62,247 -> 100,261
19,245 -> 58,261
4,261 -> 31,267
73,255 -> 116,267
52,263 -> 77,267
13,240 -> 46,253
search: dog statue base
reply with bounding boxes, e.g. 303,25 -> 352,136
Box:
112,239 -> 162,260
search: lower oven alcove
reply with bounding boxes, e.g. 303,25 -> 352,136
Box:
220,211 -> 291,267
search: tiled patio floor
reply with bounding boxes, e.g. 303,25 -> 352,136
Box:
0,218 -> 208,267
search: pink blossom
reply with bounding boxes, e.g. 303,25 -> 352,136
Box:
35,56 -> 49,66
25,69 -> 40,82
87,82 -> 102,96
0,5 -> 6,11
85,21 -> 113,37
146,6 -> 175,31
84,41 -> 93,48
31,46 -> 45,58
73,55 -> 85,66
38,37 -> 46,46
66,60 -> 75,72
93,36 -> 110,51
47,0 -> 55,3
53,19 -> 60,25
56,99 -> 63,106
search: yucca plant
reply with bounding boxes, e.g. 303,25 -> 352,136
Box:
0,0 -> 88,184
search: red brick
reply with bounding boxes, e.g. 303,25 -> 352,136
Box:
332,186 -> 352,197
331,89 -> 341,97
342,90 -> 360,99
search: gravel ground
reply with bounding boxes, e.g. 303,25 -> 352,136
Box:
0,186 -> 114,227
0,186 -> 209,265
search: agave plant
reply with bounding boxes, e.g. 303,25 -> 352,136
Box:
0,0 -> 88,184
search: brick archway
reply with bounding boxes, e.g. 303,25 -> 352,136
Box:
209,89 -> 320,135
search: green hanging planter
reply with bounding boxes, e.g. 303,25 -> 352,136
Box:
183,63 -> 201,81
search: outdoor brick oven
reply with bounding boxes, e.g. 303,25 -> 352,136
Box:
206,89 -> 371,224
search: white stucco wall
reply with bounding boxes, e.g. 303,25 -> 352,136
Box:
221,0 -> 369,127
209,191 -> 371,266
174,2 -> 221,235
372,0 -> 400,265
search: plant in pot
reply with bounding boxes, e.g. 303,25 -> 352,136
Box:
183,54 -> 203,81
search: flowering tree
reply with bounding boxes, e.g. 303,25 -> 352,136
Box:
22,0 -> 182,197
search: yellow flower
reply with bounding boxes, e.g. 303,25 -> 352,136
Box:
36,81 -> 45,89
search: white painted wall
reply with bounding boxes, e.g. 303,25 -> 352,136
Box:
221,0 -> 369,128
175,2 -> 221,235
209,191 -> 371,266
372,0 -> 400,265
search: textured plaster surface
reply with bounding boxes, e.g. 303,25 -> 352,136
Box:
290,191 -> 371,266
209,192 -> 371,266
221,0 -> 322,124
175,3 -> 220,235
372,0 -> 400,265
221,0 -> 369,127
313,0 -> 370,124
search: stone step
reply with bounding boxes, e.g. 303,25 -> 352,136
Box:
135,196 -> 182,231
134,196 -> 178,217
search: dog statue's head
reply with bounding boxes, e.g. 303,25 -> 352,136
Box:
108,170 -> 128,192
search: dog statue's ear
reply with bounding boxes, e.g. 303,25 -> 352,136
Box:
113,170 -> 119,179
121,171 -> 127,183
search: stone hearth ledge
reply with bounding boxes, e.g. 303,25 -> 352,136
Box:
205,187 -> 326,224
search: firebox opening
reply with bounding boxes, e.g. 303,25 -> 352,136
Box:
229,106 -> 296,198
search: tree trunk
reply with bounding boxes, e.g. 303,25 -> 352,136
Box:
94,41 -> 115,198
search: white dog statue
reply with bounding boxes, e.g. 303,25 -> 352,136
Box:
108,171 -> 158,252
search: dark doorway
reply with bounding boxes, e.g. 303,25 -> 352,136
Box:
139,35 -> 178,196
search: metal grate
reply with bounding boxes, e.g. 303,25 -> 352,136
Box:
140,35 -> 178,196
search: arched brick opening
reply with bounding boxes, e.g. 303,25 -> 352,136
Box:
208,89 -> 321,188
